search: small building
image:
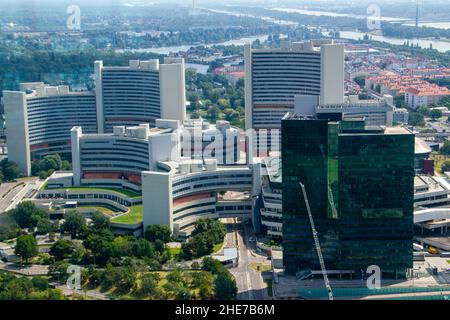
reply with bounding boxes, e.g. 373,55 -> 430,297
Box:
0,243 -> 19,262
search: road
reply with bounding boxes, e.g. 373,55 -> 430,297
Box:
0,177 -> 44,213
0,262 -> 49,276
226,218 -> 270,300
54,283 -> 110,300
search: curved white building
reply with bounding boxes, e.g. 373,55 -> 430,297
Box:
71,119 -> 181,191
4,83 -> 97,175
95,58 -> 186,133
142,159 -> 259,239
4,59 -> 187,176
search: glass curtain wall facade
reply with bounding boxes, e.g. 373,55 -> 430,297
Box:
281,116 -> 414,278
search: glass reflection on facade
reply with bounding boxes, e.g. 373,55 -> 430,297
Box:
281,115 -> 414,278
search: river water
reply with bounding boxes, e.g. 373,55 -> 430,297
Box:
338,31 -> 450,53
114,35 -> 270,55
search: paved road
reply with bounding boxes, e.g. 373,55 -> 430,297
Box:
0,263 -> 49,276
54,283 -> 110,300
227,219 -> 269,300
0,182 -> 23,212
0,178 -> 44,213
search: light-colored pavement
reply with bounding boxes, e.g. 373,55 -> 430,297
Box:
226,218 -> 270,300
54,283 -> 110,300
0,178 -> 44,213
0,262 -> 49,276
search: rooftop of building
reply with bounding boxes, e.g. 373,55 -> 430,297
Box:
156,158 -> 250,176
182,118 -> 238,133
19,82 -> 94,98
97,58 -> 184,71
77,119 -> 180,140
249,39 -> 337,53
283,113 -> 412,136
414,175 -> 448,194
367,70 -> 450,96
415,138 -> 433,155
406,85 -> 450,97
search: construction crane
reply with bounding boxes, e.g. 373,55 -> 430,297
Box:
299,182 -> 334,300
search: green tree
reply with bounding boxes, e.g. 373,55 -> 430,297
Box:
130,238 -> 156,259
15,234 -> 38,264
214,273 -> 237,300
1,159 -> 21,181
418,106 -> 431,116
36,218 -> 57,235
31,277 -> 49,291
90,212 -> 110,231
408,112 -> 425,127
11,201 -> 47,229
145,225 -> 172,243
40,154 -> 62,172
441,141 -> 450,155
202,257 -> 223,274
441,160 -> 450,173
139,273 -> 161,297
2,277 -> 33,299
430,109 -> 443,120
61,211 -> 86,238
49,240 -> 75,260
48,261 -> 71,282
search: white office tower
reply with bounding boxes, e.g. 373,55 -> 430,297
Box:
95,58 -> 186,133
3,83 -> 97,175
71,120 -> 181,190
244,40 -> 344,156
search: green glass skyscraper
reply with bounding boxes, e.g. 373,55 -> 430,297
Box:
281,115 -> 414,279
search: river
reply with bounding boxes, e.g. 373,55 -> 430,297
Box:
114,35 -> 270,55
337,31 -> 450,53
272,7 -> 450,30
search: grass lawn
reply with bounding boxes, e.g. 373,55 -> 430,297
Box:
447,260 -> 450,265
78,205 -> 116,216
249,263 -> 272,273
43,186 -> 141,198
111,205 -> 143,224
168,248 -> 181,259
212,242 -> 223,254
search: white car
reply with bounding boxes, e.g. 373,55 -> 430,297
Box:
248,237 -> 256,242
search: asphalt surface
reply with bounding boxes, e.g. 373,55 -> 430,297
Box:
226,219 -> 269,300
0,178 -> 44,213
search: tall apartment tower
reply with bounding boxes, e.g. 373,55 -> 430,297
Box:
95,58 -> 186,133
281,115 -> 414,279
245,40 -> 344,156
